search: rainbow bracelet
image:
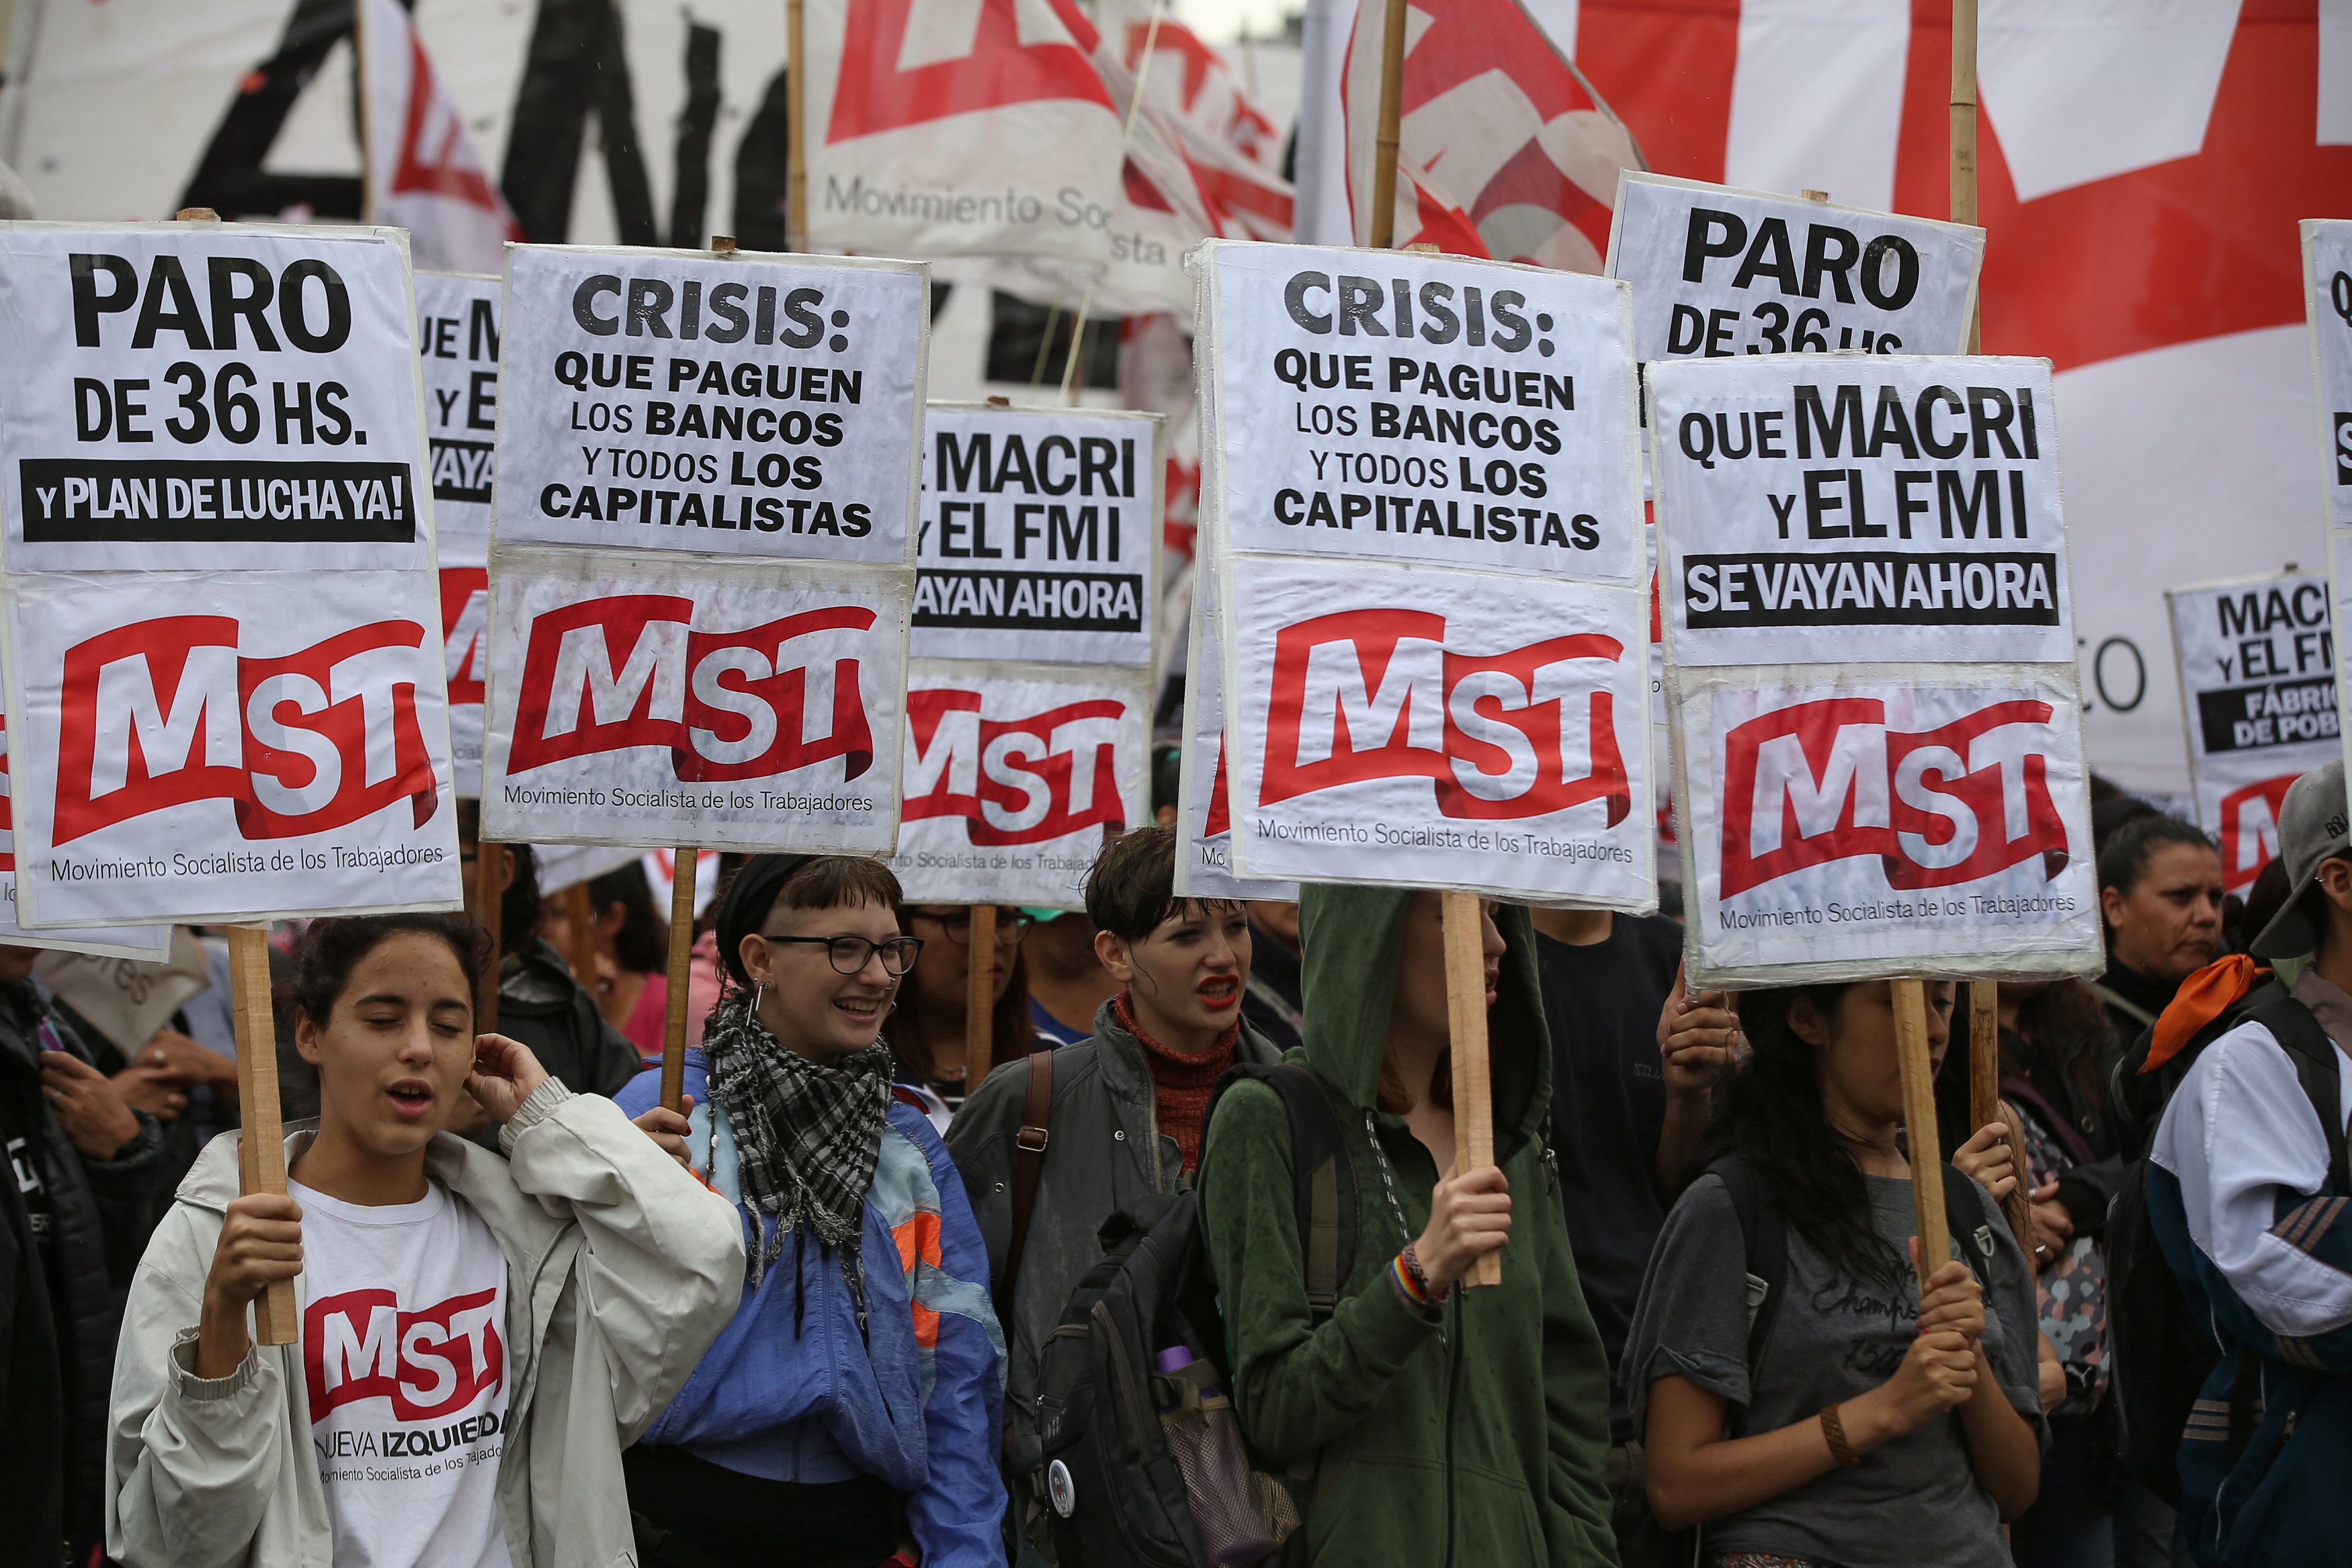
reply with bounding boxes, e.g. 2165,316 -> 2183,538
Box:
1388,1246 -> 1443,1314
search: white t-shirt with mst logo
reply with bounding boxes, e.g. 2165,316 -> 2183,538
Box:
290,1176 -> 513,1568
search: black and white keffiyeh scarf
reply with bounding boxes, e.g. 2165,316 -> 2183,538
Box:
702,990 -> 894,1294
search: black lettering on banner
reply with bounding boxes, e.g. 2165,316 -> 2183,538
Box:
2196,678 -> 2340,754
19,458 -> 414,544
2335,412 -> 2352,483
1680,549 -> 2061,629
428,438 -> 495,503
911,568 -> 1145,632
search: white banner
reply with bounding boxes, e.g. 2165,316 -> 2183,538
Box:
3,569 -> 462,926
1671,669 -> 2101,980
2167,570 -> 2337,895
1218,557 -> 1653,906
1202,239 -> 1645,586
1173,564 -> 1295,901
493,245 -> 927,564
1649,355 -> 2073,668
0,223 -> 434,576
886,666 -> 1147,908
418,272 -> 499,796
800,0 -> 1124,265
0,707 -> 170,960
912,404 -> 1161,667
479,549 -> 907,853
2306,221 -> 2352,533
1606,174 -> 1983,365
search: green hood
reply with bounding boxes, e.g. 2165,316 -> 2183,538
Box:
1296,884 -> 1552,1156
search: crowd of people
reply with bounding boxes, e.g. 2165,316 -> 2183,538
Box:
5,765 -> 2347,1568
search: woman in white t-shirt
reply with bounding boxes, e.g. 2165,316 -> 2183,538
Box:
104,913 -> 744,1568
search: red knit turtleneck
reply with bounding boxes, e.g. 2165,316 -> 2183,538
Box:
1114,992 -> 1238,1174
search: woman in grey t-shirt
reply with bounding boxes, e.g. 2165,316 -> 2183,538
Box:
1624,980 -> 2045,1568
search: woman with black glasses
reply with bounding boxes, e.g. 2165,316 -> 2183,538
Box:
887,905 -> 1046,1124
614,855 -> 1007,1568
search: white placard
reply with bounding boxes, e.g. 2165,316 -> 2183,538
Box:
1605,173 -> 1984,365
1650,355 -> 2072,668
441,562 -> 487,798
3,568 -> 463,926
886,666 -> 1148,908
416,272 -> 501,558
1673,669 -> 2101,979
1218,556 -> 1653,906
0,223 -> 433,575
0,707 -> 170,959
493,245 -> 926,563
479,548 -> 908,852
912,404 -> 1162,667
1173,565 -> 1294,901
2306,221 -> 2352,532
2167,570 -> 2337,894
531,841 -> 645,893
1200,239 -> 1645,586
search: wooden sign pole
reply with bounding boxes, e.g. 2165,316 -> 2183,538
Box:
1366,0 -> 1409,250
659,848 -> 700,1112
1968,981 -> 2000,1134
1892,978 -> 1952,1289
964,904 -> 997,1092
1952,0 -> 1980,350
785,0 -> 807,250
472,840 -> 505,1033
564,881 -> 600,990
1441,891 -> 1501,1288
228,925 -> 297,1344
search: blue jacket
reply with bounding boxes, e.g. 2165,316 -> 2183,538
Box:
616,1053 -> 1007,1565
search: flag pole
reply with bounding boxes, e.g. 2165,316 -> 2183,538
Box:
659,849 -> 699,1113
1951,0 -> 1979,350
351,0 -> 380,226
1366,0 -> 1409,249
786,0 -> 807,249
1058,0 -> 1172,404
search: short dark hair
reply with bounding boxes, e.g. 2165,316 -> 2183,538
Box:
1083,825 -> 1239,943
2097,814 -> 2214,900
588,861 -> 669,973
282,913 -> 492,1031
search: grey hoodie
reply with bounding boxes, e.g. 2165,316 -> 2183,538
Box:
105,1082 -> 743,1568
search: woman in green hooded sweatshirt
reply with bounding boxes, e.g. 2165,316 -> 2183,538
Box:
1196,887 -> 1621,1567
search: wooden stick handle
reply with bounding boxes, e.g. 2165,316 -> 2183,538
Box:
471,840 -> 505,1034
1441,891 -> 1499,1289
786,0 -> 807,249
1893,977 -> 1951,1291
1968,981 -> 1999,1132
1951,0 -> 1980,350
229,926 -> 297,1346
965,904 -> 997,1094
564,882 -> 599,992
661,848 -> 698,1113
1366,0 -> 1409,249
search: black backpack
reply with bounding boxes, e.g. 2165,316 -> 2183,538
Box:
1027,1062 -> 1359,1567
1710,1152 -> 2001,1434
2103,979 -> 2347,1504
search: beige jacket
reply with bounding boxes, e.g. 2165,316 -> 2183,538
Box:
106,1082 -> 744,1568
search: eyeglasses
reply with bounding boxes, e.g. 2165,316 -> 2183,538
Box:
759,934 -> 924,976
909,907 -> 1036,945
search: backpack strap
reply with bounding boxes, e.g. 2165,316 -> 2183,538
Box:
1704,1154 -> 1786,1436
1204,1062 -> 1359,1323
1941,1163 -> 1999,1274
2245,994 -> 2350,1192
997,1046 -> 1056,1320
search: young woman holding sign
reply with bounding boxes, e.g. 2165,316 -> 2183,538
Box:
1625,981 -> 2045,1567
1195,887 -> 1620,1566
104,913 -> 743,1568
612,855 -> 1006,1568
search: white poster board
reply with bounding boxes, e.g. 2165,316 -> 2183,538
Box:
0,222 -> 463,926
418,271 -> 501,795
1650,353 -> 2100,984
2305,222 -> 2352,533
1197,240 -> 1654,908
1174,562 -> 1296,901
1607,173 -> 1984,365
2167,570 -> 2337,895
0,705 -> 171,959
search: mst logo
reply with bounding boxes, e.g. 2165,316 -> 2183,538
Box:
1259,609 -> 1630,823
439,568 -> 488,707
506,594 -> 877,782
305,1287 -> 503,1422
52,618 -> 439,846
904,687 -> 1127,844
1720,697 -> 2070,898
2217,774 -> 2294,893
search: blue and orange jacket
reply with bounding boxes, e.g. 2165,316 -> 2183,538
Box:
616,1052 -> 1007,1565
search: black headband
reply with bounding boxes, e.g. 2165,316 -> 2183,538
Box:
713,853 -> 818,988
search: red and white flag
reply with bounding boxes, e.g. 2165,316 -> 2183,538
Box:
802,0 -> 1126,263
1096,2 -> 1296,241
354,0 -> 520,273
1342,0 -> 1640,269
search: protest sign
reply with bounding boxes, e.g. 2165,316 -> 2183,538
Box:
35,926 -> 213,1055
912,404 -> 1161,668
1650,353 -> 2099,985
886,667 -> 1148,908
478,547 -> 908,852
1651,355 -> 2072,668
1607,174 -> 1984,365
2167,569 -> 2336,894
1173,566 -> 1296,901
2306,221 -> 2352,532
418,271 -> 499,795
493,245 -> 926,562
0,707 -> 169,959
0,221 -> 463,928
532,842 -> 645,894
1195,239 -> 1652,907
